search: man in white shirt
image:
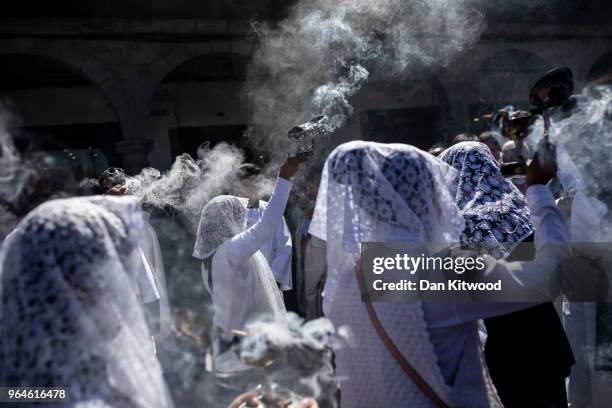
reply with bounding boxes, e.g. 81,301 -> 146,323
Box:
245,200 -> 293,291
99,167 -> 166,342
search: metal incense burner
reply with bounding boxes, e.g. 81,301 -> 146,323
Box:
493,67 -> 574,176
287,115 -> 328,159
493,106 -> 537,175
237,355 -> 303,408
529,66 -> 574,142
98,167 -> 127,192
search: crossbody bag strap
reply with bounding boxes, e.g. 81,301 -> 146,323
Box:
354,261 -> 450,408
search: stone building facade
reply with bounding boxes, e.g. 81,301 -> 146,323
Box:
1,2 -> 611,174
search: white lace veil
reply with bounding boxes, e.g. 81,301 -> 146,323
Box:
193,195 -> 249,259
0,196 -> 173,408
307,142 -> 486,407
309,140 -> 464,311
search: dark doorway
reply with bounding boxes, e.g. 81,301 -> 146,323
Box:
13,123 -> 121,180
361,106 -> 442,149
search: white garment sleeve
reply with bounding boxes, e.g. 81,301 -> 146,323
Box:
270,217 -> 293,290
448,184 -> 571,323
226,178 -> 293,266
137,247 -> 161,303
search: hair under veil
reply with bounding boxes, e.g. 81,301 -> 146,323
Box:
439,141 -> 533,258
0,196 -> 173,408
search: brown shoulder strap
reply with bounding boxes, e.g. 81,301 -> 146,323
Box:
354,262 -> 450,408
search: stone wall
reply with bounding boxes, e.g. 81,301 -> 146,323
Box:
0,18 -> 610,171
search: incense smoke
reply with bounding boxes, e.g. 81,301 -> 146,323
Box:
125,142 -> 274,232
244,0 -> 485,157
552,86 -> 612,214
240,313 -> 343,407
0,109 -> 22,240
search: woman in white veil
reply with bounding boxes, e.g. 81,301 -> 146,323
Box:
310,140 -> 569,407
192,158 -> 301,377
0,195 -> 173,408
309,141 -> 499,407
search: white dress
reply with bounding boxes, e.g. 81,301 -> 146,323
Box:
194,178 -> 292,339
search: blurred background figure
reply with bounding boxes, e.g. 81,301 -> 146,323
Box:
427,141 -> 447,157
98,166 -> 174,353
302,233 -> 327,321
450,133 -> 479,146
501,140 -> 531,165
295,205 -> 327,321
478,131 -> 502,162
500,141 -> 531,194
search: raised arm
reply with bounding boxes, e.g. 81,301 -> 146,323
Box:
476,154 -> 570,302
226,157 -> 301,266
437,155 -> 570,325
270,216 -> 293,290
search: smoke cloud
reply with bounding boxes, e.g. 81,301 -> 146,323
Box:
126,142 -> 276,232
244,0 -> 485,157
552,86 -> 612,215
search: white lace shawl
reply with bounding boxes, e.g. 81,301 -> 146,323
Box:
0,196 -> 173,408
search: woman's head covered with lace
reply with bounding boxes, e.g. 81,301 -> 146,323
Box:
439,141 -> 533,258
311,140 -> 464,249
193,195 -> 249,259
0,195 -> 173,408
309,141 -> 464,309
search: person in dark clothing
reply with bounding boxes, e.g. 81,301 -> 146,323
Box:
440,142 -> 574,407
484,232 -> 574,408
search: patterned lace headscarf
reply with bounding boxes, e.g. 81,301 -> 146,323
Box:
0,196 -> 174,408
193,195 -> 249,259
440,141 -> 533,259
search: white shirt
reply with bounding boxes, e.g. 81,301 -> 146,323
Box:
423,184 -> 570,385
247,202 -> 293,290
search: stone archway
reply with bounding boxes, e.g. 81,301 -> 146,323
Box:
0,53 -> 122,179
145,51 -> 253,169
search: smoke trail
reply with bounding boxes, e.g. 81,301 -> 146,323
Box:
551,85 -> 612,231
125,142 -> 251,232
244,0 -> 485,157
0,105 -> 36,241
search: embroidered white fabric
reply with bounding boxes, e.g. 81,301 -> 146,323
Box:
439,141 -> 533,259
309,141 -> 500,407
0,196 -> 173,408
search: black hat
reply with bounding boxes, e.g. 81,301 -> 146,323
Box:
98,167 -> 126,192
